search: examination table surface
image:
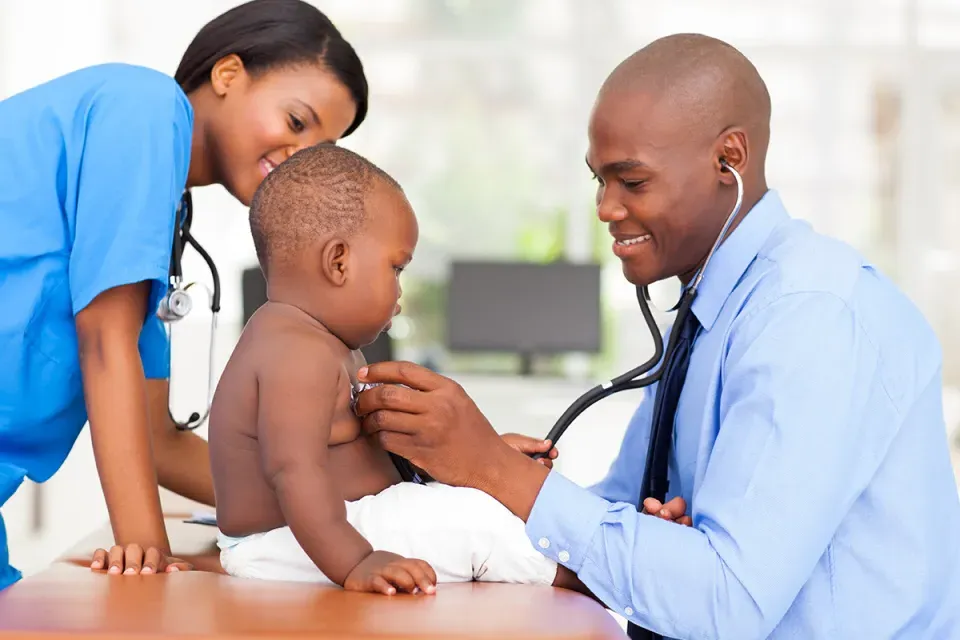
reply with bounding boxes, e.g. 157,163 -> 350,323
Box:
0,516 -> 625,639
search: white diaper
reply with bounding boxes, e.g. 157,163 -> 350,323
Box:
218,482 -> 557,586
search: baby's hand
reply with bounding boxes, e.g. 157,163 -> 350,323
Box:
343,551 -> 437,596
501,433 -> 559,468
642,496 -> 693,527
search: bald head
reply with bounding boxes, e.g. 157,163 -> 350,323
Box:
587,34 -> 772,287
602,33 -> 771,162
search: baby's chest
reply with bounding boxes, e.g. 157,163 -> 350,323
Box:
327,381 -> 365,445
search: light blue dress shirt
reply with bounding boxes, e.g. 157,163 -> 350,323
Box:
527,190 -> 960,639
0,63 -> 192,590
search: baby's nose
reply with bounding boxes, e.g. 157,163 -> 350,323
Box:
394,304 -> 402,316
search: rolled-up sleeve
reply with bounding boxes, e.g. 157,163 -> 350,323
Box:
526,292 -> 902,640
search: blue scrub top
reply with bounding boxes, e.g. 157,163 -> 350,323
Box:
0,63 -> 193,589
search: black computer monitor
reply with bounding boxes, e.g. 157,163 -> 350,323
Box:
445,260 -> 601,374
240,266 -> 394,364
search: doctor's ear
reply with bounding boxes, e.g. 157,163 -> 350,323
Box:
319,238 -> 350,286
715,129 -> 748,184
209,54 -> 247,97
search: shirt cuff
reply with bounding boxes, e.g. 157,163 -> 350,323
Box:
525,470 -> 611,572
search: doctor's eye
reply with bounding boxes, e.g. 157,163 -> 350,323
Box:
622,179 -> 646,191
590,173 -> 604,187
288,114 -> 306,134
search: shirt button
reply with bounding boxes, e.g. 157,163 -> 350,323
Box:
558,550 -> 570,563
538,537 -> 550,549
624,607 -> 634,616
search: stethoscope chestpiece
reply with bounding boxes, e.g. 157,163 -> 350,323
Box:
157,286 -> 193,323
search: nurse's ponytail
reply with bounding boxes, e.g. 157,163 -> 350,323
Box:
174,0 -> 368,137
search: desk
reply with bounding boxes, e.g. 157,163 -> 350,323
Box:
0,517 -> 625,639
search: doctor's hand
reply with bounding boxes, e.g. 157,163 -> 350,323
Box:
500,433 -> 558,468
642,496 -> 693,527
90,544 -> 193,575
355,362 -> 519,489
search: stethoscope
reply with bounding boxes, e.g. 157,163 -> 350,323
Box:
157,191 -> 221,430
534,160 -> 745,502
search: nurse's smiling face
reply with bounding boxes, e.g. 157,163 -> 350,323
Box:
197,55 -> 359,206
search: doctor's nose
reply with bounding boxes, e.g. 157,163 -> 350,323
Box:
596,193 -> 628,223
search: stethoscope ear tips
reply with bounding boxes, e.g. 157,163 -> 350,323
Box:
719,157 -> 730,170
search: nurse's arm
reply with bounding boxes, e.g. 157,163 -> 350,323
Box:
146,379 -> 215,507
76,281 -> 169,556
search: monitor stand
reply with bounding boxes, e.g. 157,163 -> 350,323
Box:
519,353 -> 535,377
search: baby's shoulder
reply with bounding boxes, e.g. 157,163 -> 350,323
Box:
244,305 -> 346,378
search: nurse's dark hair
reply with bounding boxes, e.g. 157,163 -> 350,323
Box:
174,0 -> 368,137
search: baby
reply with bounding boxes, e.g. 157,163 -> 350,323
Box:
208,144 -> 585,596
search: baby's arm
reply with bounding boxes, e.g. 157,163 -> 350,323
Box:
257,337 -> 435,594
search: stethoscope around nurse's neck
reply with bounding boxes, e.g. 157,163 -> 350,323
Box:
157,191 -> 222,431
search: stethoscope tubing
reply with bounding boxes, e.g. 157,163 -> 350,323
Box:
534,163 -> 744,457
162,191 -> 222,431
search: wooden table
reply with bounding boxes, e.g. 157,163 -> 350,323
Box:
0,517 -> 625,639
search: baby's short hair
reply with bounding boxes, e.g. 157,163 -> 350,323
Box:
249,143 -> 401,275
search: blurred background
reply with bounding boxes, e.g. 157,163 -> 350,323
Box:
2,0 -> 960,608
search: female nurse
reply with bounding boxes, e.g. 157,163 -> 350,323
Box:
0,0 -> 367,589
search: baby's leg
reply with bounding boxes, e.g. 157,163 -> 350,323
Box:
219,529 -> 337,584
433,484 -> 558,587
356,482 -> 559,586
219,482 -> 563,587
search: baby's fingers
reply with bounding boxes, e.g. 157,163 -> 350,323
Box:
90,548 -> 107,571
404,560 -> 437,594
382,565 -> 418,593
371,575 -> 397,596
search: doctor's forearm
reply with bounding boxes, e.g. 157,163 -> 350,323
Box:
525,473 -> 773,639
474,445 -> 550,522
80,330 -> 170,553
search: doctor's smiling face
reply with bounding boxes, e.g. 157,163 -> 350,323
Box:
174,0 -> 368,207
586,34 -> 770,287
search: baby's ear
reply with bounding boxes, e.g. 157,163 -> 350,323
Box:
319,237 -> 349,286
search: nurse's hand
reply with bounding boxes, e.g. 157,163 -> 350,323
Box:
355,362 -> 517,489
90,544 -> 193,575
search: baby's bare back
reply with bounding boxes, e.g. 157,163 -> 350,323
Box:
210,303 -> 402,538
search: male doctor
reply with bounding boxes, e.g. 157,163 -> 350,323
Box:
355,33 -> 960,639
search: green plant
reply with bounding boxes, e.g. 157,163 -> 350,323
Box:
516,206 -> 566,263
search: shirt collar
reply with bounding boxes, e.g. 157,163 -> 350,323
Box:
689,189 -> 789,331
